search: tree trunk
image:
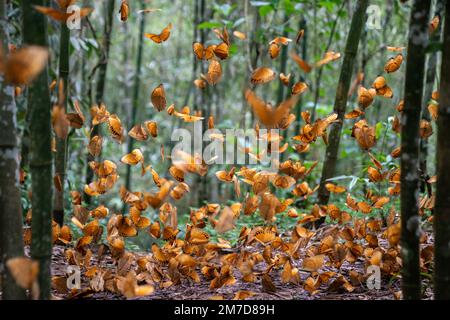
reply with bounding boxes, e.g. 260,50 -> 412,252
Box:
84,0 -> 115,204
295,18 -> 307,137
276,13 -> 289,106
317,0 -> 369,205
419,0 -> 445,191
278,13 -> 291,156
0,0 -> 26,300
22,0 -> 53,300
125,0 -> 145,192
401,0 -> 431,300
434,0 -> 450,300
53,22 -> 70,226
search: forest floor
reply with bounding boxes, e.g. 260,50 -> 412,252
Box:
45,245 -> 399,300
32,224 -> 434,300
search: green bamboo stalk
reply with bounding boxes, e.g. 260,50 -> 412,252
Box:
53,21 -> 70,226
317,0 -> 369,205
0,0 -> 27,300
84,0 -> 115,204
21,0 -> 53,300
125,0 -> 146,192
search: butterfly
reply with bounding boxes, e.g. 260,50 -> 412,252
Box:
151,84 -> 166,111
245,89 -> 299,128
206,59 -> 222,85
119,0 -> 129,21
290,52 -> 312,73
279,73 -> 291,86
315,51 -> 341,67
429,15 -> 440,34
1,46 -> 49,85
384,54 -> 403,73
372,76 -> 393,98
120,149 -> 144,165
128,124 -> 149,141
325,183 -> 346,193
34,3 -> 93,22
291,82 -> 308,95
250,67 -> 276,84
233,30 -> 246,40
192,42 -> 215,60
145,23 -> 172,43
66,100 -> 85,129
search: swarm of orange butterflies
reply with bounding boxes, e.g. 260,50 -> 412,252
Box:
7,11 -> 440,301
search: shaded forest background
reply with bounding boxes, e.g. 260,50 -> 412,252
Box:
1,0 -> 450,301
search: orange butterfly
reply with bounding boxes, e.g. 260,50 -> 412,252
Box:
290,52 -> 312,73
119,0 -> 129,21
296,29 -> 305,44
34,3 -> 93,22
245,89 -> 299,128
2,46 -> 49,85
250,67 -> 276,85
145,23 -> 172,43
268,42 -> 280,59
384,54 -> 403,73
192,42 -> 215,60
315,51 -> 341,67
66,100 -> 85,129
279,73 -> 291,86
213,42 -> 229,60
233,30 -> 246,40
429,15 -> 440,34
213,27 -> 230,45
325,183 -> 346,193
206,59 -> 222,85
128,124 -> 149,141
291,82 -> 308,95
151,84 -> 166,111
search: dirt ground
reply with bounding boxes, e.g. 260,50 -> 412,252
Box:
39,243 -> 432,301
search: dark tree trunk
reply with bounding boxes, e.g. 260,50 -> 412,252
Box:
401,0 -> 431,300
125,0 -> 145,192
53,21 -> 70,226
276,13 -> 289,106
419,0 -> 445,191
295,18 -> 307,138
196,0 -> 210,207
279,13 -> 291,156
84,0 -> 115,204
434,0 -> 450,300
0,0 -> 26,300
21,0 -> 54,300
317,0 -> 369,205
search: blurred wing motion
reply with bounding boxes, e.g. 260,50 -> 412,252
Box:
245,89 -> 299,128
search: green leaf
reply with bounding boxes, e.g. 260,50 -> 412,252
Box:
214,3 -> 236,16
259,5 -> 274,16
283,0 -> 295,14
197,21 -> 223,29
233,17 -> 246,28
375,122 -> 384,140
318,0 -> 336,11
229,44 -> 238,56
